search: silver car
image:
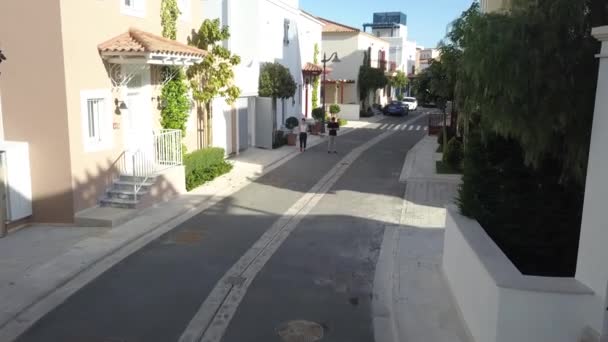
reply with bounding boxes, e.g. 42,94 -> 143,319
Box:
401,97 -> 418,111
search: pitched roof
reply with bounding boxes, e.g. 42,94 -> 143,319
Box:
98,28 -> 206,57
302,62 -> 323,73
317,17 -> 360,33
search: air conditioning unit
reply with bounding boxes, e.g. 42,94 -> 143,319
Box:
0,141 -> 33,222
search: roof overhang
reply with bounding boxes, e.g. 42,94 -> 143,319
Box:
100,51 -> 203,66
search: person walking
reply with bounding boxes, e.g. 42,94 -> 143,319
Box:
327,117 -> 340,154
297,118 -> 308,152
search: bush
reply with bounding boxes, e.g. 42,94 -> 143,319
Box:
437,127 -> 456,146
443,137 -> 463,169
311,107 -> 325,121
339,118 -> 348,126
184,148 -> 233,191
329,104 -> 341,115
285,116 -> 299,130
273,130 -> 287,149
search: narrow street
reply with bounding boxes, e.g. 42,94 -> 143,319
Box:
15,113 -> 430,342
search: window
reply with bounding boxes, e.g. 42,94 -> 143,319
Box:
81,90 -> 112,152
283,19 -> 290,45
178,0 -> 191,22
121,0 -> 145,18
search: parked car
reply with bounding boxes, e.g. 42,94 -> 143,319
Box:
402,97 -> 418,111
383,101 -> 409,116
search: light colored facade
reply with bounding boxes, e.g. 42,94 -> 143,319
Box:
318,17 -> 390,117
417,48 -> 440,73
0,0 -> 206,224
480,0 -> 511,13
202,0 -> 323,150
363,12 -> 417,76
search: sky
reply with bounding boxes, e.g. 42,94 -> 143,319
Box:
300,0 -> 475,48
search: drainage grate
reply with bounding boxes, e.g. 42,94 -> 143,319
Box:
276,320 -> 324,342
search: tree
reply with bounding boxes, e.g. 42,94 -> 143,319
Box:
160,0 -> 180,40
159,0 -> 190,139
258,62 -> 297,144
390,70 -> 408,100
187,19 -> 241,147
311,43 -> 320,109
357,51 -> 388,108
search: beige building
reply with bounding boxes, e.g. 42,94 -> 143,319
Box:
416,47 -> 440,73
0,0 -> 208,225
480,0 -> 511,13
318,17 -> 390,118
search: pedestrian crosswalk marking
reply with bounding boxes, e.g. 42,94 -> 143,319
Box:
416,125 -> 421,130
408,126 -> 414,131
401,125 -> 407,131
424,127 -> 428,131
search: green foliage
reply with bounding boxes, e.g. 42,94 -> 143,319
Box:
396,93 -> 404,101
187,19 -> 241,147
184,148 -> 233,191
458,130 -> 583,276
272,130 -> 288,149
160,72 -> 191,134
311,107 -> 325,121
285,116 -> 299,130
312,43 -> 320,109
443,137 -> 463,169
358,51 -> 388,106
160,0 -> 179,39
390,70 -> 409,89
436,161 -> 461,174
338,118 -> 348,126
329,104 -> 341,115
437,127 -> 456,147
258,62 -> 297,99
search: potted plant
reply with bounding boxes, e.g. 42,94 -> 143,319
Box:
285,116 -> 299,146
329,104 -> 341,117
311,107 -> 324,135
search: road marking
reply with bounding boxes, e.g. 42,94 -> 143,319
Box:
424,127 -> 428,131
408,126 -> 414,131
179,114 -> 426,342
394,124 -> 402,131
401,125 -> 407,131
416,125 -> 421,131
378,124 -> 388,130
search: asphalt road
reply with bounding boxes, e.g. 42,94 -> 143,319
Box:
16,112 -> 429,342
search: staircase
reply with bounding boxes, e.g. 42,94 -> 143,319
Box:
100,129 -> 183,210
100,175 -> 156,209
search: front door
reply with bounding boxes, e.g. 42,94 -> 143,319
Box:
122,66 -> 153,175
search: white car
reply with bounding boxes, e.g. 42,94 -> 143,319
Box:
402,97 -> 418,111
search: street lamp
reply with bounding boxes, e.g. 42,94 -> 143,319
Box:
321,52 -> 340,133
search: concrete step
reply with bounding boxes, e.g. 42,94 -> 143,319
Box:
113,180 -> 155,192
100,197 -> 138,209
74,206 -> 138,227
106,189 -> 148,201
119,175 -> 156,183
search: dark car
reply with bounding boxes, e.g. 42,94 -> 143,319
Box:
383,101 -> 409,116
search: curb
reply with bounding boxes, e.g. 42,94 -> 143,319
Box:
372,225 -> 400,342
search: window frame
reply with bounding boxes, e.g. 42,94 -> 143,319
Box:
120,0 -> 146,18
80,89 -> 113,152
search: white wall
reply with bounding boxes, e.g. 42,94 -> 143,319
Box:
443,206 -> 596,342
576,25 -> 608,336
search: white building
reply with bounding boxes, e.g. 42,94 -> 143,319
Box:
417,47 -> 440,73
203,0 -> 323,150
318,17 -> 390,118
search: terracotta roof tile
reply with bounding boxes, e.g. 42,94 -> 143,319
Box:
302,62 -> 323,73
98,28 -> 206,57
317,17 -> 360,33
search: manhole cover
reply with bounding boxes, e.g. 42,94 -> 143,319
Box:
276,320 -> 324,342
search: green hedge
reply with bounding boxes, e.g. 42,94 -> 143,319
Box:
184,148 -> 233,191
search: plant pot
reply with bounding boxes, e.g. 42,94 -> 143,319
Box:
310,122 -> 322,135
286,133 -> 297,146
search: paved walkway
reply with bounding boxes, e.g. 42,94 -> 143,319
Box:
374,135 -> 471,342
0,114 -> 389,340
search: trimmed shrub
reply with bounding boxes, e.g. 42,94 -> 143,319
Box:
285,116 -> 299,130
184,148 -> 233,191
311,107 -> 325,121
273,130 -> 287,149
443,137 -> 463,169
329,104 -> 341,115
338,118 -> 348,126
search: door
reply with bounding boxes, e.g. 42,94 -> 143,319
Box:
122,66 -> 153,175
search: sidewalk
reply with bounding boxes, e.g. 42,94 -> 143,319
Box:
0,115 -> 385,335
374,136 -> 471,342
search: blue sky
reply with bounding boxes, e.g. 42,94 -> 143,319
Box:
300,0 -> 475,48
